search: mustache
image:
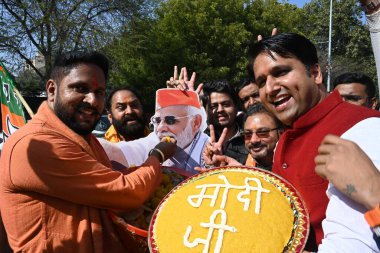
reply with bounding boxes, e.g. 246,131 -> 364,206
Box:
122,113 -> 144,124
157,132 -> 176,139
247,142 -> 264,150
77,103 -> 101,116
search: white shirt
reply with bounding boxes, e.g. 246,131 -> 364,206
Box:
117,131 -> 209,174
318,117 -> 380,252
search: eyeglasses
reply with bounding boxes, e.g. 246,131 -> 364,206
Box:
340,95 -> 368,102
241,128 -> 278,139
150,115 -> 192,125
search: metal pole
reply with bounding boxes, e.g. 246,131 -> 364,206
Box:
327,0 -> 333,92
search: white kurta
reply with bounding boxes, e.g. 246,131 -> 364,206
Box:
117,131 -> 209,175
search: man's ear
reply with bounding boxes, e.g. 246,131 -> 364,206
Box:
107,111 -> 113,124
370,97 -> 379,110
46,79 -> 57,103
309,64 -> 323,86
191,114 -> 202,133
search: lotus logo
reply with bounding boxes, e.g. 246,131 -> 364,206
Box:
2,115 -> 19,143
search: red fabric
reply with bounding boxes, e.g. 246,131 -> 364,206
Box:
156,89 -> 201,110
272,91 -> 380,250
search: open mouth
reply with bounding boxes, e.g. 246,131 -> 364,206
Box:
272,96 -> 291,109
252,147 -> 263,152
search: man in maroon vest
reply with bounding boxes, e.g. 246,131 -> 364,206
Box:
249,33 -> 380,251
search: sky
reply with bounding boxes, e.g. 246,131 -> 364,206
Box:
287,0 -> 309,7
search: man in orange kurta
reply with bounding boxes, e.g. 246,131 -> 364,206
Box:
0,50 -> 176,253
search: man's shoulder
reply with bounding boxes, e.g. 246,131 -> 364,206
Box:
3,120 -> 74,152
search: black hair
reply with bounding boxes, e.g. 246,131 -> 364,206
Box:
50,49 -> 109,83
248,33 -> 318,79
333,72 -> 376,99
202,80 -> 242,110
236,76 -> 255,93
105,87 -> 144,112
244,103 -> 283,130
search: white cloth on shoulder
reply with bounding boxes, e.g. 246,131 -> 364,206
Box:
117,131 -> 209,174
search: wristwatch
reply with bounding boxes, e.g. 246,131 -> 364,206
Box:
364,204 -> 380,237
361,0 -> 380,13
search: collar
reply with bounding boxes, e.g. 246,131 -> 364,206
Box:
105,125 -> 124,143
105,125 -> 150,143
291,90 -> 342,130
34,101 -> 102,160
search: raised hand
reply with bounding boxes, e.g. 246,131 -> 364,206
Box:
257,27 -> 278,41
202,125 -> 229,168
166,66 -> 203,94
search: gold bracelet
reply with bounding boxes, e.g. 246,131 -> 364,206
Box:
149,148 -> 165,163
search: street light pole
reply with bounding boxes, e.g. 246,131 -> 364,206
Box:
327,0 -> 333,91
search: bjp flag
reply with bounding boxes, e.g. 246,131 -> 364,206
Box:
0,61 -> 26,145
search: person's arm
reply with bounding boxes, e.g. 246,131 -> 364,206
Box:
359,0 -> 380,99
315,134 -> 380,210
359,0 -> 380,15
97,137 -> 130,168
10,132 -> 176,212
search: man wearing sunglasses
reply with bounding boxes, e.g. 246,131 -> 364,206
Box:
243,103 -> 283,171
202,103 -> 282,172
333,72 -> 379,110
102,88 -> 209,174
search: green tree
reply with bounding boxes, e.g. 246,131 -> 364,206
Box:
0,0 -> 153,94
301,0 -> 376,86
105,0 -> 307,111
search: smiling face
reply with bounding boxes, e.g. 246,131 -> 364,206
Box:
208,92 -> 238,129
47,63 -> 106,136
108,90 -> 145,139
244,113 -> 280,165
154,105 -> 200,149
253,52 -> 325,126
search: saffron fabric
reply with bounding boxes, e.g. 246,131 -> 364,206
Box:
104,124 -> 150,143
156,89 -> 201,110
0,101 -> 163,253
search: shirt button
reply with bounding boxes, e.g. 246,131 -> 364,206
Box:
282,163 -> 288,169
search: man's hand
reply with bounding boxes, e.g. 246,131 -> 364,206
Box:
315,134 -> 380,209
195,155 -> 241,173
201,125 -> 229,168
166,66 -> 203,94
153,139 -> 177,163
257,27 -> 278,41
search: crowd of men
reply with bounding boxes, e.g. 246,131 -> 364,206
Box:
0,1 -> 379,252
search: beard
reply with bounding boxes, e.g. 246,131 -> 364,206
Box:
112,113 -> 146,139
247,142 -> 273,162
156,121 -> 195,149
54,96 -> 101,136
